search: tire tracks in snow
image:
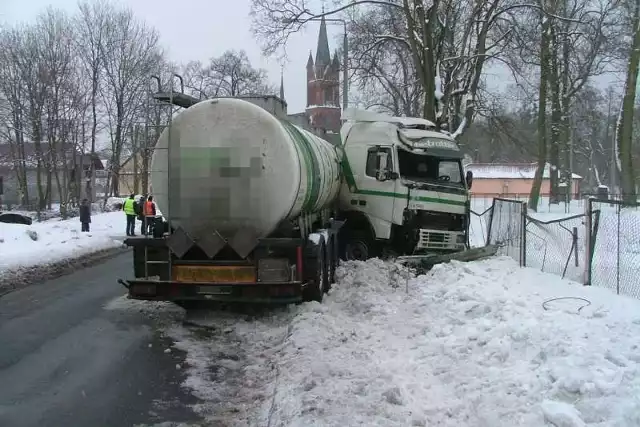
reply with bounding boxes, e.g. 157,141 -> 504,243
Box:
165,304 -> 297,427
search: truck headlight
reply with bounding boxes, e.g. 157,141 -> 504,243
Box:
456,234 -> 466,244
257,258 -> 291,283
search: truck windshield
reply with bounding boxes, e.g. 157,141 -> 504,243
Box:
397,149 -> 462,184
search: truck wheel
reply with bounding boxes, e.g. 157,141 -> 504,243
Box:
303,237 -> 328,303
342,231 -> 372,261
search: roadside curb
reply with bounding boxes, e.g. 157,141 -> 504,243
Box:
0,245 -> 131,298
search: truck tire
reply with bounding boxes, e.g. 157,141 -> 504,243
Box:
341,230 -> 373,261
303,237 -> 328,303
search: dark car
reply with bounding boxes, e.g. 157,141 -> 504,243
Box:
0,213 -> 33,225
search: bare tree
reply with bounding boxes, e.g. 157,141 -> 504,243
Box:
181,50 -> 275,99
250,0 -> 522,138
615,0 -> 640,204
99,7 -> 161,196
76,0 -> 111,202
0,28 -> 30,206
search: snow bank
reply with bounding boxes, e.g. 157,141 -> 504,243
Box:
264,257 -> 640,427
0,211 -> 126,273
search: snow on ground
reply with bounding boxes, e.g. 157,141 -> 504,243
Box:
261,258 -> 640,427
111,258 -> 640,427
0,211 -> 127,273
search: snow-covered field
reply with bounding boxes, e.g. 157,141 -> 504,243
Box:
109,257 -> 640,427
0,211 -> 127,274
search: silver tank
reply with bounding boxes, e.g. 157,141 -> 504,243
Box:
150,97 -> 341,250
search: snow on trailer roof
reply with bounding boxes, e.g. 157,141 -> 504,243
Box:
467,163 -> 582,180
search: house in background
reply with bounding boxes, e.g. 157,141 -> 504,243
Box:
0,142 -> 104,206
466,163 -> 582,199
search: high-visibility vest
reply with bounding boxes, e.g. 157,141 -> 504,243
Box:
123,198 -> 135,215
144,201 -> 154,216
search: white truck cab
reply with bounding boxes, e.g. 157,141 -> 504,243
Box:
337,109 -> 472,259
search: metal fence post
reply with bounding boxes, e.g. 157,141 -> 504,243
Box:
572,226 -> 578,267
616,203 -> 621,295
584,197 -> 592,286
521,201 -> 527,267
486,198 -> 496,246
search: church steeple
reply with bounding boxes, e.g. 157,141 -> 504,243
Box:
315,15 -> 331,76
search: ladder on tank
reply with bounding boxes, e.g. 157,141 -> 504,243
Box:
141,73 -> 200,281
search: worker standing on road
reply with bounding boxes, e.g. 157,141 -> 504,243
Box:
143,195 -> 156,236
123,193 -> 137,236
79,198 -> 91,232
136,194 -> 145,235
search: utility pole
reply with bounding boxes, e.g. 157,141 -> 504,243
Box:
342,22 -> 348,110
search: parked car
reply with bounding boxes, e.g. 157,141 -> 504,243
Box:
0,212 -> 33,225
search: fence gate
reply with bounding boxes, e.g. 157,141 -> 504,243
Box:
486,198 -> 527,266
587,198 -> 640,298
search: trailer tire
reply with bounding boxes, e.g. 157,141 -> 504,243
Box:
325,232 -> 338,291
303,237 -> 328,303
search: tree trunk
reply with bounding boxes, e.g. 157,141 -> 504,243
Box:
548,23 -> 562,204
617,0 -> 640,205
529,13 -> 551,212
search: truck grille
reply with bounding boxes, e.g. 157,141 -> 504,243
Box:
416,229 -> 463,250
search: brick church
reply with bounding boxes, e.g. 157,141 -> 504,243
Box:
284,16 -> 342,144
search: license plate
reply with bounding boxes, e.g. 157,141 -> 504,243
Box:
196,286 -> 232,295
172,265 -> 255,283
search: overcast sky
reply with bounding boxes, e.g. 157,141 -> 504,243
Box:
1,0 -> 340,114
2,0 -> 622,115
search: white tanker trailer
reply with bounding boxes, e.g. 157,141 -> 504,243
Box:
120,97 -> 479,306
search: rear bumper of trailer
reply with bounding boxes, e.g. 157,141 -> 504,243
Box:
118,278 -> 305,304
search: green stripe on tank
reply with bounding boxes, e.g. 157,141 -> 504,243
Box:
280,120 -> 321,212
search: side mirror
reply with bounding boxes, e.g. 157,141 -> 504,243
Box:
466,170 -> 473,189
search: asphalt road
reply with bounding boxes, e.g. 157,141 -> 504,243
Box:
0,252 -> 203,427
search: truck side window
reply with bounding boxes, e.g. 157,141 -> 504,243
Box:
365,147 -> 392,178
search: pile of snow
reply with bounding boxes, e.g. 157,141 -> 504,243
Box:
108,256 -> 640,426
0,211 -> 127,274
260,257 -> 640,426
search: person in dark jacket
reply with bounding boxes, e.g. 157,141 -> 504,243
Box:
137,195 -> 146,235
79,198 -> 91,232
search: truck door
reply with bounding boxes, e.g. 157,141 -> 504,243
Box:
358,145 -> 396,240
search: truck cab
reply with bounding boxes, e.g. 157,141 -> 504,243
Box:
338,110 -> 472,259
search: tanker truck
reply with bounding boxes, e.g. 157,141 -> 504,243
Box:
118,97 -> 474,306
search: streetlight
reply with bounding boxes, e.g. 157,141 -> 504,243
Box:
283,17 -> 349,111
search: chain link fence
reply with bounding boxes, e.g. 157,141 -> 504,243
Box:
525,214 -> 585,282
587,199 -> 640,298
482,198 -> 587,282
474,196 -> 640,299
469,206 -> 493,248
486,198 -> 526,265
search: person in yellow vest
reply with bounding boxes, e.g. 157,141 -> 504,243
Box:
143,195 -> 157,235
122,194 -> 137,236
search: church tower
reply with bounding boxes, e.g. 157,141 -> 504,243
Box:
305,16 -> 341,137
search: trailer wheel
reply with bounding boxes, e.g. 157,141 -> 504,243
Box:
303,237 -> 328,303
325,233 -> 338,291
